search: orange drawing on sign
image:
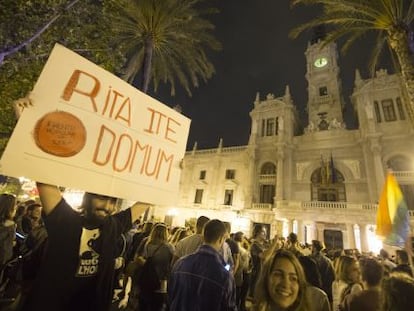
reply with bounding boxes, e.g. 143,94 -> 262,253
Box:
34,111 -> 87,157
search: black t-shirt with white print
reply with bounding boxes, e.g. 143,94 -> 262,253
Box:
24,199 -> 131,311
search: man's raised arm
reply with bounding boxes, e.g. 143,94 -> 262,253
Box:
129,201 -> 150,225
36,182 -> 62,216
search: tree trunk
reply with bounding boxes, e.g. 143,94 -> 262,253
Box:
141,36 -> 154,94
388,27 -> 414,124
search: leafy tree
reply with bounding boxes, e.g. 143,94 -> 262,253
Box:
0,0 -> 81,66
290,0 -> 414,123
105,0 -> 222,95
0,0 -> 125,155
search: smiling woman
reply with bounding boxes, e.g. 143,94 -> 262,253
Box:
253,249 -> 308,311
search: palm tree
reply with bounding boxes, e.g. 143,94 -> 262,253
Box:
289,0 -> 414,123
106,0 -> 221,95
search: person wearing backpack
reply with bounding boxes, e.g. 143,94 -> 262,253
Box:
138,223 -> 174,311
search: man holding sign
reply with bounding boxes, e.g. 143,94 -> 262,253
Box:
24,182 -> 148,311
14,94 -> 149,310
2,44 -> 190,311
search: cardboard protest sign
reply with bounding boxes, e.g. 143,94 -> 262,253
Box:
0,44 -> 191,205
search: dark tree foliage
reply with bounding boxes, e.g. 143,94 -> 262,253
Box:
0,0 -> 125,155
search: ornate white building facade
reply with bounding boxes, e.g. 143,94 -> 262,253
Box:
153,35 -> 414,253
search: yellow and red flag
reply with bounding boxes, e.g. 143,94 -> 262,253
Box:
376,172 -> 410,247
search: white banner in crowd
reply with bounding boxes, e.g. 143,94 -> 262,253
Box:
0,44 -> 191,205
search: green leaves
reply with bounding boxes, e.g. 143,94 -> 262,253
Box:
106,0 -> 221,96
0,0 -> 125,156
0,0 -> 221,157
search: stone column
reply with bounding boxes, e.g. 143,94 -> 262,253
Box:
248,119 -> 258,145
308,222 -> 317,243
316,223 -> 325,242
208,155 -> 222,208
359,223 -> 369,253
285,147 -> 293,199
370,139 -> 385,198
285,219 -> 293,236
297,219 -> 305,243
276,151 -> 284,201
346,223 -> 356,249
246,148 -> 256,207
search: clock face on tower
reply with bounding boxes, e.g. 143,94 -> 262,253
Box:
314,57 -> 328,68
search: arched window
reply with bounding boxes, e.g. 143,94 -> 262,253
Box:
311,167 -> 346,201
261,162 -> 276,174
387,155 -> 413,171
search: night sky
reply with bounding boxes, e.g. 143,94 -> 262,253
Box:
151,0 -> 392,150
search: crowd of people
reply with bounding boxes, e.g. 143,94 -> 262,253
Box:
1,190 -> 414,311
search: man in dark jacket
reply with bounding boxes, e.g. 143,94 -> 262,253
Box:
168,219 -> 237,311
310,239 -> 335,303
393,249 -> 413,277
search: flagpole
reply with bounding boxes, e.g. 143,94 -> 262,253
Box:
320,155 -> 326,185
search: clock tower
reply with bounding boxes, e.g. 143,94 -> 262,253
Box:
305,27 -> 346,131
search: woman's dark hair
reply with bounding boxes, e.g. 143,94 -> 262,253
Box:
147,223 -> 168,245
255,249 -> 308,311
0,193 -> 17,223
335,255 -> 357,284
177,228 -> 188,241
299,255 -> 322,288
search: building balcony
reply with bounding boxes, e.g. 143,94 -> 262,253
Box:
248,200 -> 414,218
188,203 -> 242,211
189,201 -> 414,220
259,174 -> 276,183
249,203 -> 273,210
300,201 -> 378,211
394,171 -> 414,183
